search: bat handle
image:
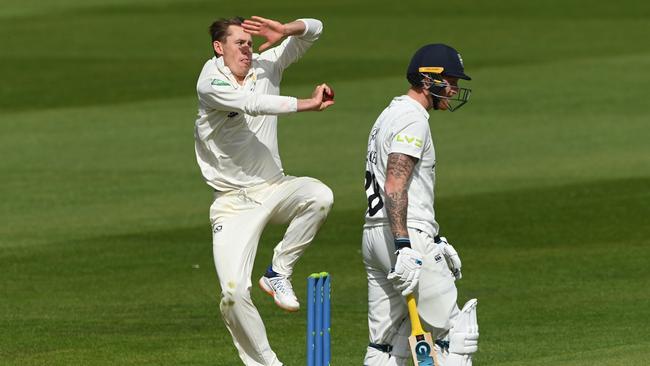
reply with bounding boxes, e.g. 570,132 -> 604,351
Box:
406,294 -> 425,335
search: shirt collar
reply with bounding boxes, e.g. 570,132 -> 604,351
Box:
213,56 -> 230,75
213,56 -> 255,85
400,95 -> 430,119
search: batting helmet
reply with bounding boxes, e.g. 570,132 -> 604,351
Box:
406,44 -> 472,111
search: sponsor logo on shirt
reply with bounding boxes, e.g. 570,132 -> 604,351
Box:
395,133 -> 423,148
227,112 -> 239,118
211,79 -> 231,87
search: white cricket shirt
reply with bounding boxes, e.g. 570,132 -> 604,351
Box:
194,19 -> 322,192
363,95 -> 440,238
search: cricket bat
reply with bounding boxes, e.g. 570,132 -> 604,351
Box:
406,294 -> 438,366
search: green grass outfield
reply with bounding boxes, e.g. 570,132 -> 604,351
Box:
2,0 -> 649,365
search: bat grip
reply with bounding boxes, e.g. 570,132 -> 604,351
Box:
406,294 -> 425,335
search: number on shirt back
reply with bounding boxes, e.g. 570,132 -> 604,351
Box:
365,171 -> 384,216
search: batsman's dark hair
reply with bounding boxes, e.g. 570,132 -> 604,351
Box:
209,16 -> 244,57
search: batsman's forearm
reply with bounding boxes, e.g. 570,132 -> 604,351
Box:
385,188 -> 409,239
385,153 -> 416,239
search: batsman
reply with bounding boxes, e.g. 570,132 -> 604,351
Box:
362,44 -> 479,366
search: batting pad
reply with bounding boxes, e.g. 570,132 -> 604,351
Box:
447,299 -> 478,366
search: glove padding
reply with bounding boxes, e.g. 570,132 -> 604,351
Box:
387,247 -> 423,296
438,236 -> 462,280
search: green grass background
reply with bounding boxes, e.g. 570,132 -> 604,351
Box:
1,0 -> 649,365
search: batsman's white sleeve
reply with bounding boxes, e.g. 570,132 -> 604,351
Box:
258,18 -> 323,71
388,117 -> 429,160
197,79 -> 297,116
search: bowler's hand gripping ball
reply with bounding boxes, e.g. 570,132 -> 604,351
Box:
323,88 -> 335,102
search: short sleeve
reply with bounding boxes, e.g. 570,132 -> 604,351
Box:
388,118 -> 429,159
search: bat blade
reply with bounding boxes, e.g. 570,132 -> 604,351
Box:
408,332 -> 436,366
406,294 -> 437,366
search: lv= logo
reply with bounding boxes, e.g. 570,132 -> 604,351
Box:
396,134 -> 423,148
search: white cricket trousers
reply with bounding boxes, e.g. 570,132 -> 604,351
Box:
210,176 -> 333,366
362,225 -> 459,366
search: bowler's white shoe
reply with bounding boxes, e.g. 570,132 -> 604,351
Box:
259,275 -> 300,312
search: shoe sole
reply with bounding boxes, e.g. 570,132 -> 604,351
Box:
258,277 -> 300,312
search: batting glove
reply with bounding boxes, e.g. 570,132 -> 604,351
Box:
387,246 -> 423,296
437,236 -> 462,280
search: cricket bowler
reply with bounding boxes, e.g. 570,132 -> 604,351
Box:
362,44 -> 479,366
194,16 -> 334,366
